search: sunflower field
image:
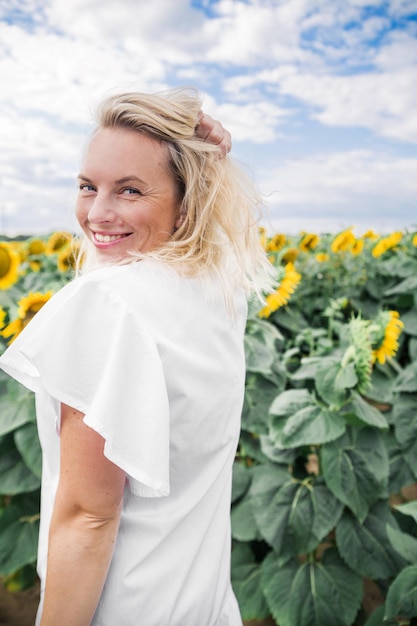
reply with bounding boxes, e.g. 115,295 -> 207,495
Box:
1,228 -> 417,626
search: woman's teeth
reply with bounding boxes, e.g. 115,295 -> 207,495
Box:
94,233 -> 128,243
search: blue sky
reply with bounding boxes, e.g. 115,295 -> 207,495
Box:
0,0 -> 416,236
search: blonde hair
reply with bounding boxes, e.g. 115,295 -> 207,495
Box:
78,87 -> 276,300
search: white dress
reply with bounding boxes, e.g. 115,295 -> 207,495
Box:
0,260 -> 246,626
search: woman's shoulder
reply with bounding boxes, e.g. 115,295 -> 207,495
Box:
58,260 -> 182,317
61,259 -> 244,323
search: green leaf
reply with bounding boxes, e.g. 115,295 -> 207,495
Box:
386,430 -> 416,493
0,496 -> 39,576
337,361 -> 358,389
231,495 -> 261,542
385,275 -> 417,296
0,518 -> 39,576
0,381 -> 36,437
231,542 -> 270,620
273,306 -> 308,334
248,464 -> 294,563
291,356 -> 322,381
261,548 -> 362,626
0,435 -> 40,495
410,337 -> 417,361
270,402 -> 346,449
251,468 -> 343,560
385,565 -> 417,620
401,309 -> 417,337
386,525 -> 417,563
363,604 -> 386,626
269,388 -> 311,417
243,375 -> 281,435
336,502 -> 407,578
259,434 -> 296,464
232,462 -> 251,503
393,362 -> 417,393
367,368 -> 396,406
232,562 -> 270,620
239,430 -> 268,465
231,541 -> 253,568
393,394 -> 417,476
350,392 -> 389,429
321,427 -> 389,522
14,422 -> 42,479
245,334 -> 276,375
393,394 -> 417,441
315,359 -> 349,407
394,501 -> 417,524
245,318 -> 283,375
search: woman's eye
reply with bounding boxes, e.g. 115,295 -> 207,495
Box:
79,183 -> 96,192
122,187 -> 142,196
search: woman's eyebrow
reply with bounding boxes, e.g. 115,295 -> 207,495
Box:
77,174 -> 146,185
114,176 -> 146,185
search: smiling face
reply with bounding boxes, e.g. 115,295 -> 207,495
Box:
76,127 -> 182,264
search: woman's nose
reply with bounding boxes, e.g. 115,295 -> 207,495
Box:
87,192 -> 114,223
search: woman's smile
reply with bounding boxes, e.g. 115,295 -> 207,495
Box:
92,231 -> 133,245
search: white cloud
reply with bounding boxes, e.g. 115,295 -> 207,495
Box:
259,149 -> 417,234
203,0 -> 298,64
200,93 -> 290,142
277,65 -> 417,143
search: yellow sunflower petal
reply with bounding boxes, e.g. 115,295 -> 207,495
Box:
0,242 -> 21,289
372,310 -> 404,364
259,262 -> 301,318
0,306 -> 6,329
1,318 -> 24,343
45,231 -> 73,255
299,233 -> 319,252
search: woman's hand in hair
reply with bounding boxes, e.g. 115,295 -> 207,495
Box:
195,111 -> 232,156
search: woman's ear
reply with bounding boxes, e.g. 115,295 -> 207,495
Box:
174,210 -> 187,231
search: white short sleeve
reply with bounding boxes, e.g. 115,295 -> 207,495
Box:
0,274 -> 170,497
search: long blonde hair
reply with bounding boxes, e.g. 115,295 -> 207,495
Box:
78,87 -> 276,300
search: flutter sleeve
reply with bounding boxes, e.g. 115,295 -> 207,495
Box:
0,275 -> 170,497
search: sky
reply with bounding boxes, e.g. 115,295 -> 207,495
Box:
0,0 -> 416,237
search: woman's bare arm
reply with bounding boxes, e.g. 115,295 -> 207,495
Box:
40,403 -> 126,626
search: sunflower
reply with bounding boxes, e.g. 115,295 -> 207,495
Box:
1,290 -> 54,343
57,239 -> 82,273
259,262 -> 301,318
10,241 -> 27,262
351,239 -> 364,255
331,227 -> 355,253
372,232 -> 402,258
316,252 -> 329,263
26,238 -> 46,256
362,230 -> 379,240
0,242 -> 21,290
45,231 -> 73,255
412,233 -> 417,247
29,261 -> 42,272
299,233 -> 319,252
266,233 -> 286,253
371,310 -> 404,365
282,248 -> 299,264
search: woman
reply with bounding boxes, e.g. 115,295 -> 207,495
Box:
0,88 -> 275,626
